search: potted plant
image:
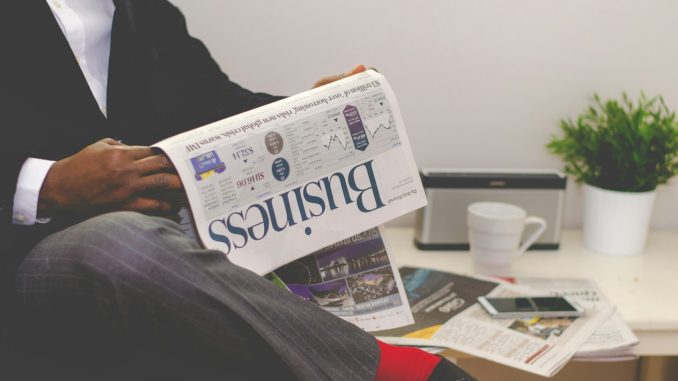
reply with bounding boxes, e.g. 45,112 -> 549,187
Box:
547,93 -> 678,255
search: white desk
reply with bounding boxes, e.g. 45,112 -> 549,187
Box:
383,227 -> 678,356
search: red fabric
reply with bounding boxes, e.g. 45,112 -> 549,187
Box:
374,339 -> 442,381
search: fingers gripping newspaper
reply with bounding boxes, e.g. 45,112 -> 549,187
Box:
154,71 -> 424,331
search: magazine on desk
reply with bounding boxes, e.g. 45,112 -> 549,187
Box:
154,71 -> 425,331
375,267 -> 619,377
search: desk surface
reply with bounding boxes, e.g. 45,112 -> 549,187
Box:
382,227 -> 678,356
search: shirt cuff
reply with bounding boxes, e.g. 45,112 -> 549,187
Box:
13,158 -> 55,225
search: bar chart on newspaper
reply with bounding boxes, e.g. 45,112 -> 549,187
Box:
155,71 -> 426,275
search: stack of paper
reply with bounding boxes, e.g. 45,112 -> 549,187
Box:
375,268 -> 638,378
574,314 -> 638,361
513,277 -> 639,362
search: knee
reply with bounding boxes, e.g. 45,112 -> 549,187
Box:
25,212 -> 188,276
53,211 -> 179,248
80,211 -> 177,237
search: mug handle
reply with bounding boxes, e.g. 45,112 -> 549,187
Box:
516,216 -> 547,256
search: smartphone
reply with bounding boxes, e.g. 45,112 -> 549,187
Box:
477,296 -> 585,318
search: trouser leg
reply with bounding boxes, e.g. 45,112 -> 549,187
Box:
11,211 -> 380,380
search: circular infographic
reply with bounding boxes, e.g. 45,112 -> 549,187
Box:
265,132 -> 284,155
271,158 -> 290,181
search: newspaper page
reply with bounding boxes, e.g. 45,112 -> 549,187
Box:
377,268 -> 615,377
574,314 -> 638,361
373,267 -> 500,339
512,277 -> 639,361
154,71 -> 427,275
266,227 -> 414,332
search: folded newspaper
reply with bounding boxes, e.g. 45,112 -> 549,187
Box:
266,227 -> 414,332
511,277 -> 639,362
375,268 -> 621,378
154,70 -> 425,330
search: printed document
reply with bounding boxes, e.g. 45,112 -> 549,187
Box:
267,227 -> 414,332
376,268 -> 616,377
155,71 -> 426,276
155,71 -> 423,331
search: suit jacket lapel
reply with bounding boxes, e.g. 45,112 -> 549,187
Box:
13,1 -> 107,135
107,0 -> 157,144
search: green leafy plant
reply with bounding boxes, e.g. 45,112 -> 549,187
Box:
547,93 -> 678,192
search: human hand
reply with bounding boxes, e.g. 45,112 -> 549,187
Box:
38,138 -> 183,217
312,64 -> 369,89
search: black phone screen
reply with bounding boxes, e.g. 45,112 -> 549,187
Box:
531,297 -> 578,312
486,297 -> 577,313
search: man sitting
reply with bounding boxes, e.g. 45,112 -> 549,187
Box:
0,1 -> 475,380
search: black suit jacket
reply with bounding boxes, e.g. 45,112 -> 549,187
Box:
0,0 -> 282,357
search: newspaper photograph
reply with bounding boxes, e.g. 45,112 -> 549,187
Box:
266,227 -> 414,332
376,268 -> 616,377
155,70 -> 427,275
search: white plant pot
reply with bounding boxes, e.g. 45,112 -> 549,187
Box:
583,184 -> 656,256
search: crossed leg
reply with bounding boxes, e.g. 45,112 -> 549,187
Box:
11,211 -> 380,380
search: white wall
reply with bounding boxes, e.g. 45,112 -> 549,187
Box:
171,0 -> 678,230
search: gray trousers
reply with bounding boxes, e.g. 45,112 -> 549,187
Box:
10,212 -> 380,380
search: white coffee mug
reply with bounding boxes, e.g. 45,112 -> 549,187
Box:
467,202 -> 547,275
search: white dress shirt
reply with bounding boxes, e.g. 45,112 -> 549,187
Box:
12,0 -> 114,225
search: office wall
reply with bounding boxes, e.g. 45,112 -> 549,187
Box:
171,0 -> 678,229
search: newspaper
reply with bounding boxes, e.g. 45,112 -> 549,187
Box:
373,267 -> 501,340
512,277 -> 639,361
574,314 -> 638,361
154,70 -> 427,276
265,227 -> 414,332
376,268 -> 615,377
